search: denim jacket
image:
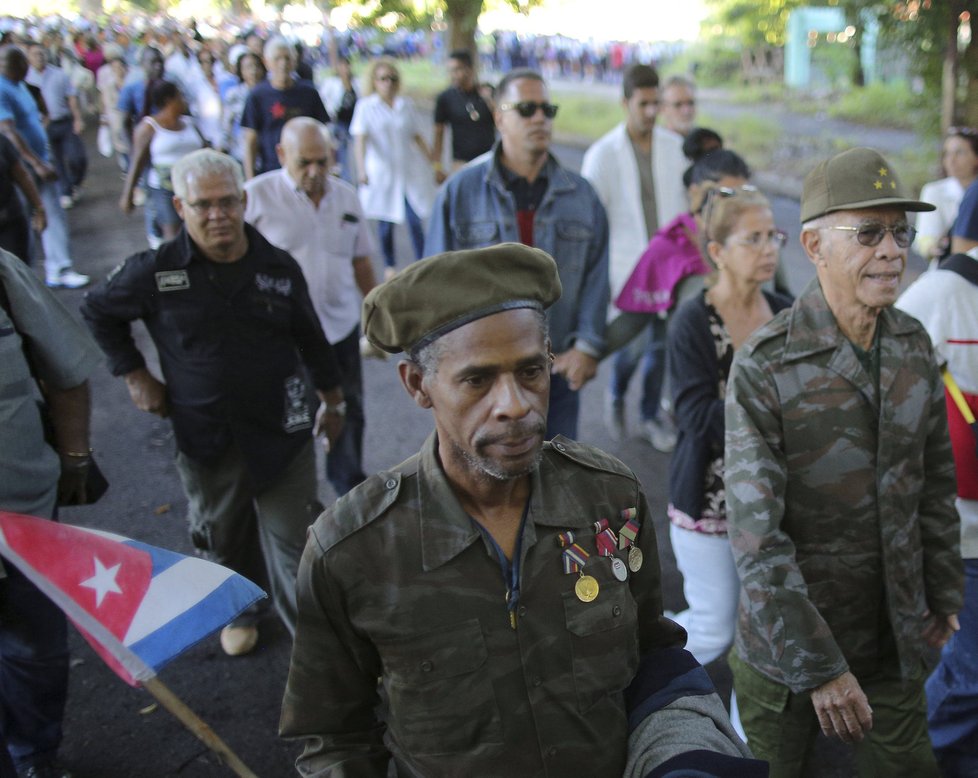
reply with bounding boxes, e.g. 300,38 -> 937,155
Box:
425,144 -> 610,355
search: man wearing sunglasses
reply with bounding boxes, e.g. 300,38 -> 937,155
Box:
426,68 -> 610,441
724,146 -> 962,776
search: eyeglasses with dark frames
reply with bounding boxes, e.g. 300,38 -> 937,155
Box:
826,223 -> 916,248
498,101 -> 559,119
183,196 -> 243,216
375,74 -> 399,83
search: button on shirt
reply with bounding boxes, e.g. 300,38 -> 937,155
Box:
244,170 -> 373,343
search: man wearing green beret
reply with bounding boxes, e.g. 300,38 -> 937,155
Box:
724,147 -> 963,776
280,243 -> 764,777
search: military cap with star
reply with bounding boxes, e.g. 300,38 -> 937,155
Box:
362,243 -> 562,354
800,146 -> 935,223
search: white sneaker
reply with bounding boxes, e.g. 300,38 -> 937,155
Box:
59,195 -> 74,210
46,270 -> 90,289
643,417 -> 677,453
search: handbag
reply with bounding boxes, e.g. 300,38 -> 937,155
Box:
97,122 -> 113,158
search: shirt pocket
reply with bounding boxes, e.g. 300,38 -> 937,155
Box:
562,575 -> 638,712
452,221 -> 499,249
554,220 -> 593,274
381,618 -> 503,755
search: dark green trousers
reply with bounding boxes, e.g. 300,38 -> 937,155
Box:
730,651 -> 940,777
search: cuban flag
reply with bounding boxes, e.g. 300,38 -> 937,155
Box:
0,511 -> 265,686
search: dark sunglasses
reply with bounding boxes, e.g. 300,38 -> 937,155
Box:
499,100 -> 559,119
827,223 -> 916,248
376,74 -> 399,83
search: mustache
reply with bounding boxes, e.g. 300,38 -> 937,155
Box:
475,420 -> 546,447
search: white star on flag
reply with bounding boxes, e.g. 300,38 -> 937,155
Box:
80,556 -> 123,606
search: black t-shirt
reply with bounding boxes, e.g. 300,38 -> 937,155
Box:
240,79 -> 330,173
433,87 -> 495,162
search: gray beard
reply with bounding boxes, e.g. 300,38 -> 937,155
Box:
451,440 -> 542,483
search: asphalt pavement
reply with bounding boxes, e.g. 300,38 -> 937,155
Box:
36,116 -> 905,775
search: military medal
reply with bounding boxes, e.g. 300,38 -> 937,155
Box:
593,518 -> 618,557
610,557 -> 628,581
575,574 -> 600,602
628,546 -> 644,572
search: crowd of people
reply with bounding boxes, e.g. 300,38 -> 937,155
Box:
0,12 -> 976,778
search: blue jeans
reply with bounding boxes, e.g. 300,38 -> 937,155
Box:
378,199 -> 424,268
332,124 -> 354,184
325,327 -> 367,497
37,179 -> 73,281
46,118 -> 87,198
610,317 -> 666,422
927,557 -> 978,776
547,373 -> 580,441
0,561 -> 69,770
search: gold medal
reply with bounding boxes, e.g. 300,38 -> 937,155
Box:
628,546 -> 644,572
575,574 -> 600,602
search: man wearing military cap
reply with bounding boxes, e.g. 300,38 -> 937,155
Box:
281,243 -> 763,777
724,146 -> 963,776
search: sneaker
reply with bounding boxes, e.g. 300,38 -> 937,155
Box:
46,270 -> 90,289
220,624 -> 258,656
604,395 -> 626,442
71,186 -> 82,203
643,417 -> 677,453
132,188 -> 147,207
59,195 -> 73,210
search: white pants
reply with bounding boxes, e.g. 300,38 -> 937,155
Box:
669,524 -> 741,665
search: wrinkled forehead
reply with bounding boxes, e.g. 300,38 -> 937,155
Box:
184,170 -> 241,200
826,206 -> 908,226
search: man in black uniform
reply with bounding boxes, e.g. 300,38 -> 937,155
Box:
81,149 -> 345,657
432,50 -> 495,180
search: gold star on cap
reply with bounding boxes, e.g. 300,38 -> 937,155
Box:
890,181 -> 896,189
874,180 -> 883,190
878,167 -> 888,177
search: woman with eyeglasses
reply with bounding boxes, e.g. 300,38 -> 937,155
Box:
119,80 -> 206,242
188,45 -> 224,151
350,58 -> 436,279
914,127 -> 978,265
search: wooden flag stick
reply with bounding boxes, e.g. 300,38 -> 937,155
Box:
143,676 -> 259,778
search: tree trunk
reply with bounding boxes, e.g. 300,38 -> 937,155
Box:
941,8 -> 959,132
963,34 -> 978,128
444,0 -> 483,61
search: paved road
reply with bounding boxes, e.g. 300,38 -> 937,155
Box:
42,126 -> 888,774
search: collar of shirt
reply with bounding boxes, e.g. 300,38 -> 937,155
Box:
498,161 -> 548,212
282,168 -> 331,207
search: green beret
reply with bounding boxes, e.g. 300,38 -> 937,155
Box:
362,243 -> 562,354
801,146 -> 935,223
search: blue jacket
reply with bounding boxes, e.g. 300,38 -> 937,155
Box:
425,144 -> 610,355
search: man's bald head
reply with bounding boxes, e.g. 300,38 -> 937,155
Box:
276,117 -> 333,203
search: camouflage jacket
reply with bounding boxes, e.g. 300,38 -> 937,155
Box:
725,278 -> 962,693
280,433 -> 684,777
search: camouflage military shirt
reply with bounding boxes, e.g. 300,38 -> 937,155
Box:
281,433 -> 684,777
725,278 -> 962,694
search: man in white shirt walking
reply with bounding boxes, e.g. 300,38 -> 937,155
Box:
245,117 -> 377,497
581,64 -> 688,450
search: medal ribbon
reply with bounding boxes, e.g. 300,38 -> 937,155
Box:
555,530 -> 576,548
618,508 -> 640,550
596,528 -> 618,557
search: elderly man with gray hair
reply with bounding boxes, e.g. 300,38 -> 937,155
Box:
240,36 -> 329,179
81,149 -> 345,657
724,147 -> 963,776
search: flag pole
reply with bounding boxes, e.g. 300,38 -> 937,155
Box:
143,677 -> 259,778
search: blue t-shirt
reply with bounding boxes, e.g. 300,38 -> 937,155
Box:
240,79 -> 329,173
954,179 -> 978,242
117,78 -> 146,121
0,76 -> 49,163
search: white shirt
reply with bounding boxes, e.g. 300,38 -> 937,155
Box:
349,93 -> 435,223
914,176 -> 966,259
581,123 -> 689,301
897,247 -> 978,557
244,170 -> 374,343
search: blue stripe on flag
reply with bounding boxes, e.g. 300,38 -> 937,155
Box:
123,539 -> 187,576
127,576 -> 264,672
